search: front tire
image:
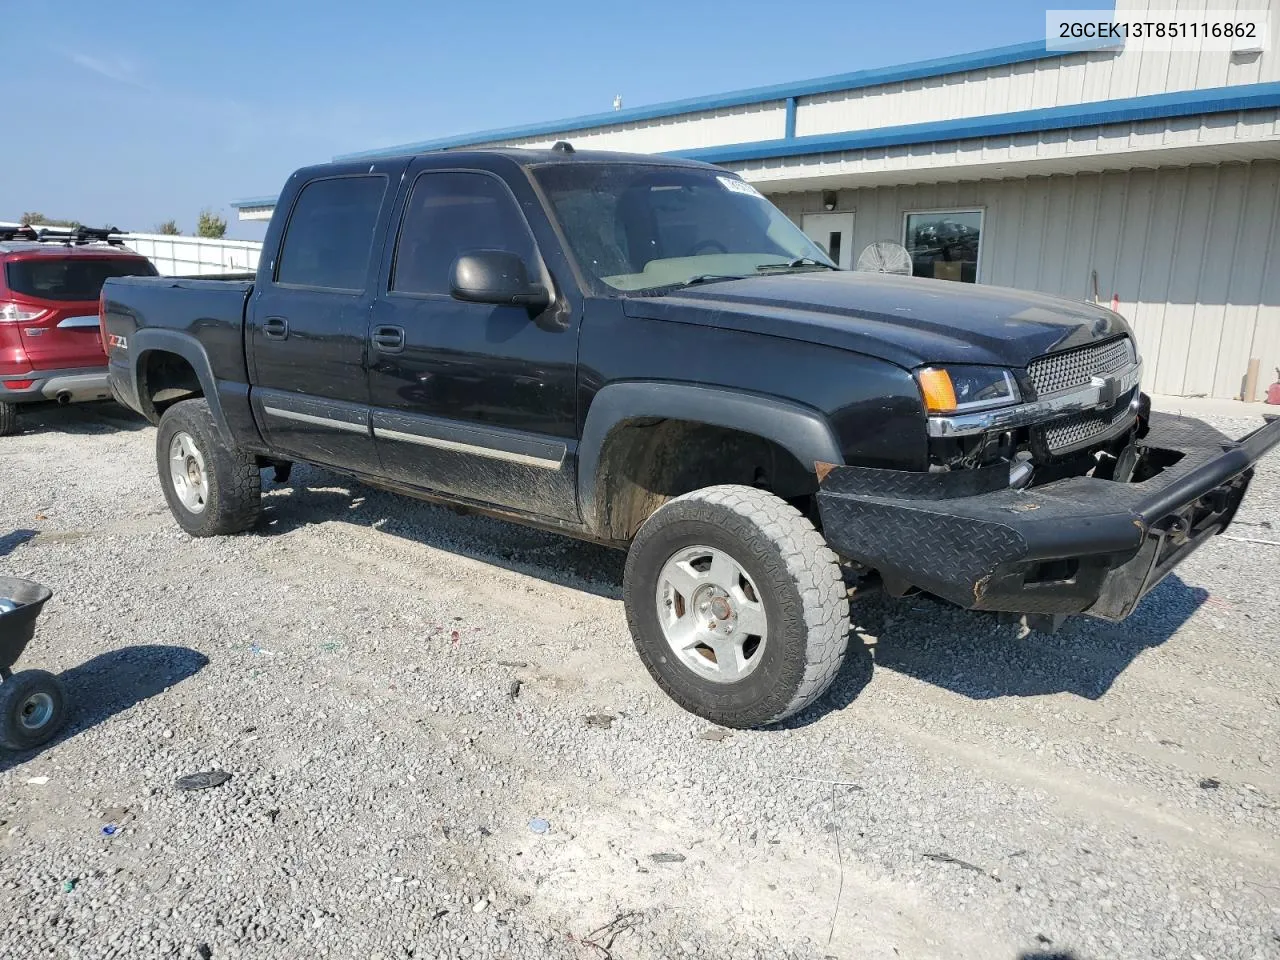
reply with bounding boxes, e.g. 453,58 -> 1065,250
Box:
0,401 -> 18,437
624,485 -> 849,728
0,670 -> 67,751
156,399 -> 261,537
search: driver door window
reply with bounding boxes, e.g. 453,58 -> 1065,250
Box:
391,172 -> 537,295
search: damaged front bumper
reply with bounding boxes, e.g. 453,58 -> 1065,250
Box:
816,411 -> 1280,621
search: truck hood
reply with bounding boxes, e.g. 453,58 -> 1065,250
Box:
622,271 -> 1132,370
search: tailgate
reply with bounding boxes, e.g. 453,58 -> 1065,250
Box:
16,299 -> 105,370
4,256 -> 157,371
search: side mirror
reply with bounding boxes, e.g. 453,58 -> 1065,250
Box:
450,250 -> 550,309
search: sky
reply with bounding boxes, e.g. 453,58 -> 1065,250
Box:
3,0 -> 1100,240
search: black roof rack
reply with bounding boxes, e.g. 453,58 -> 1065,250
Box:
0,225 -> 126,246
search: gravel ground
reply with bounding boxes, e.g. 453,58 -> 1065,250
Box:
1,402 -> 1278,960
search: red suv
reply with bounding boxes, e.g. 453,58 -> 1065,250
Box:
0,226 -> 157,435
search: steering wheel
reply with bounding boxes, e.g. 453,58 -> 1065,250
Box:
689,239 -> 728,255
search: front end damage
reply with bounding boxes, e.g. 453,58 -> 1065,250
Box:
816,409 -> 1280,621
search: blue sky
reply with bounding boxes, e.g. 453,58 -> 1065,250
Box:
4,0 -> 1098,239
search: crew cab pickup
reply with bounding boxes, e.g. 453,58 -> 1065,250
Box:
103,146 -> 1280,727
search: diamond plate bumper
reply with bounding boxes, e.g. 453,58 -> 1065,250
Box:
817,411 -> 1280,621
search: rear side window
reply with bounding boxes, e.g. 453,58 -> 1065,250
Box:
276,176 -> 386,291
391,171 -> 537,296
4,257 -> 157,301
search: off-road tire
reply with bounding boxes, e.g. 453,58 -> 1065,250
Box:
156,399 -> 261,537
624,484 -> 850,728
0,669 -> 67,751
0,401 -> 18,437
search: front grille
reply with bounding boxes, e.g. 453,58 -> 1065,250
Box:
1027,337 -> 1136,398
1039,395 -> 1137,455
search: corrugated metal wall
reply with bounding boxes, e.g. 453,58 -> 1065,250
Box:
796,1 -> 1278,138
771,160 -> 1280,399
474,102 -> 787,154
731,109 -> 1280,187
795,43 -> 1278,139
120,233 -> 262,276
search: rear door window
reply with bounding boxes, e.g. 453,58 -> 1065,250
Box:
4,258 -> 157,301
276,175 -> 387,291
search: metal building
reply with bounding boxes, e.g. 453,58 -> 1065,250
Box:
233,2 -> 1280,399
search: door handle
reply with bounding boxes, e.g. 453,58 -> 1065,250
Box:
372,325 -> 405,353
262,316 -> 289,340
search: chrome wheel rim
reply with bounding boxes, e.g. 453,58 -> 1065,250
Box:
655,544 -> 768,684
19,691 -> 54,731
168,431 -> 208,514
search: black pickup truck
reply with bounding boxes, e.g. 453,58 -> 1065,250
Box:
103,146 -> 1280,727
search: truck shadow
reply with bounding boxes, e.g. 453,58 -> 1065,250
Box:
258,465 -> 1205,712
16,402 -> 149,436
257,465 -> 626,600
864,574 -> 1207,701
0,644 -> 208,775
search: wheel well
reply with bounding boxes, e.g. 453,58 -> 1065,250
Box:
138,350 -> 203,422
593,419 -> 818,541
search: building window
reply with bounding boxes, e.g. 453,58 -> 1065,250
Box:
903,209 -> 983,283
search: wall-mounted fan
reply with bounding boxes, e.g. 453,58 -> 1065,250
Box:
855,240 -> 913,275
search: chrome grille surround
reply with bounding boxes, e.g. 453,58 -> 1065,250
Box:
1027,337 -> 1136,398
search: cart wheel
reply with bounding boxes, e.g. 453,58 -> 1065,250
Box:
0,670 -> 67,751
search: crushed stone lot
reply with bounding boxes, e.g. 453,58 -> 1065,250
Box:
1,403 -> 1278,960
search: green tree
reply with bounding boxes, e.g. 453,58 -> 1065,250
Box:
196,209 -> 227,239
21,212 -> 80,228
156,220 -> 181,236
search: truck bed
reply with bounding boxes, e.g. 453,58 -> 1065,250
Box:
101,274 -> 255,396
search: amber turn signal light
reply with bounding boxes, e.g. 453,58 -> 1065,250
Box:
917,368 -> 957,413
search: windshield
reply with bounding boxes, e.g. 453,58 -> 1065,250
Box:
532,163 -> 834,293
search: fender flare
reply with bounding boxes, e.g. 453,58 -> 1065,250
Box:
577,381 -> 843,535
130,329 -> 234,443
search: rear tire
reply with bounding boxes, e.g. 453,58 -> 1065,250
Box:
156,399 -> 261,537
0,401 -> 18,437
0,670 -> 67,751
624,484 -> 849,728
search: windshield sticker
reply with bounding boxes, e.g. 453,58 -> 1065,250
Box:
717,176 -> 766,200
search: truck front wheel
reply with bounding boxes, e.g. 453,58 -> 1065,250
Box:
156,399 -> 261,537
623,485 -> 850,728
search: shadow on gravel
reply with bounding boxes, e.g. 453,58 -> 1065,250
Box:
0,644 -> 208,774
254,464 -> 626,599
237,465 -> 1206,710
1019,953 -> 1081,960
776,641 -> 876,729
17,402 -> 148,436
0,529 -> 38,557
871,574 -> 1207,701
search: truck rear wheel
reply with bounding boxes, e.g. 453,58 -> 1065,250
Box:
156,399 -> 261,537
623,484 -> 849,728
0,401 -> 17,437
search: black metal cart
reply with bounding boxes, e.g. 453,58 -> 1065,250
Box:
0,577 -> 67,750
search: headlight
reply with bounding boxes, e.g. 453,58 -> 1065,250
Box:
916,366 -> 1021,414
